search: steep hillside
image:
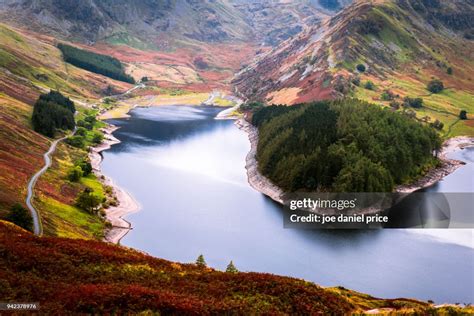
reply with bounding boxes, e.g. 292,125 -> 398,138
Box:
0,23 -> 126,238
0,0 -> 252,46
0,1 -> 354,93
3,220 -> 470,314
233,0 -> 474,137
0,0 -> 354,48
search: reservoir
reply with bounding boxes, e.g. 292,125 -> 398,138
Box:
102,105 -> 473,303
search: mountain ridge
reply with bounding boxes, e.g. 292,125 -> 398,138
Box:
233,0 -> 474,136
0,0 -> 353,48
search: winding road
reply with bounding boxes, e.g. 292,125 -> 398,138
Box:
25,83 -> 144,236
26,135 -> 69,235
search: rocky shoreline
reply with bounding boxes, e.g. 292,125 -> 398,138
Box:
90,125 -> 140,244
396,136 -> 474,193
236,118 -> 284,204
237,117 -> 474,207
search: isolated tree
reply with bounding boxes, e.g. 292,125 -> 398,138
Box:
195,254 -> 207,267
356,64 -> 366,72
68,166 -> 83,182
403,97 -> 423,108
447,67 -> 453,75
78,160 -> 93,176
76,188 -> 101,214
427,79 -> 444,94
5,204 -> 33,232
459,110 -> 468,120
226,261 -> 239,273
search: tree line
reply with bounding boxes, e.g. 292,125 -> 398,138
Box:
58,43 -> 135,84
253,99 -> 441,192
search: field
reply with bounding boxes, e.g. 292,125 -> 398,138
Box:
353,72 -> 474,138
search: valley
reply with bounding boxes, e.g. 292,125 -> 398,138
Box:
0,0 -> 473,313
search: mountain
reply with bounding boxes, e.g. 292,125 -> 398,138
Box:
231,0 -> 331,46
0,0 -> 355,96
233,0 -> 474,136
0,0 -> 252,46
0,0 -> 352,48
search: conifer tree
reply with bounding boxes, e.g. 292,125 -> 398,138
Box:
196,254 -> 206,267
226,261 -> 238,273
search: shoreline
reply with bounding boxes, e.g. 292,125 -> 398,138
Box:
237,117 -> 474,206
90,124 -> 140,244
396,136 -> 474,193
236,118 -> 285,204
92,96 -> 238,243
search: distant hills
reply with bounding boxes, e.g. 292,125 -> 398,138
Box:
0,0 -> 351,48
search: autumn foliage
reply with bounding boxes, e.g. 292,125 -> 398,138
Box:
0,221 -> 454,314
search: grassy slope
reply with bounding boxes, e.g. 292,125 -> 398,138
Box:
0,24 -> 118,238
3,220 -> 471,315
342,2 -> 474,137
0,93 -> 49,215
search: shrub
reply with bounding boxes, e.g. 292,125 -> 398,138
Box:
356,64 -> 366,72
68,166 -> 84,182
84,115 -> 96,125
380,90 -> 394,101
76,188 -> 101,214
65,135 -> 85,148
351,76 -> 361,86
364,81 -> 375,90
403,97 -> 423,108
447,67 -> 453,75
459,110 -> 468,120
75,127 -> 87,136
430,119 -> 444,130
5,204 -> 33,232
427,79 -> 444,94
389,101 -> 400,110
92,131 -> 104,144
77,160 -> 93,176
77,119 -> 93,130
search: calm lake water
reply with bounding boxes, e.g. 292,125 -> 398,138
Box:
103,106 -> 473,303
